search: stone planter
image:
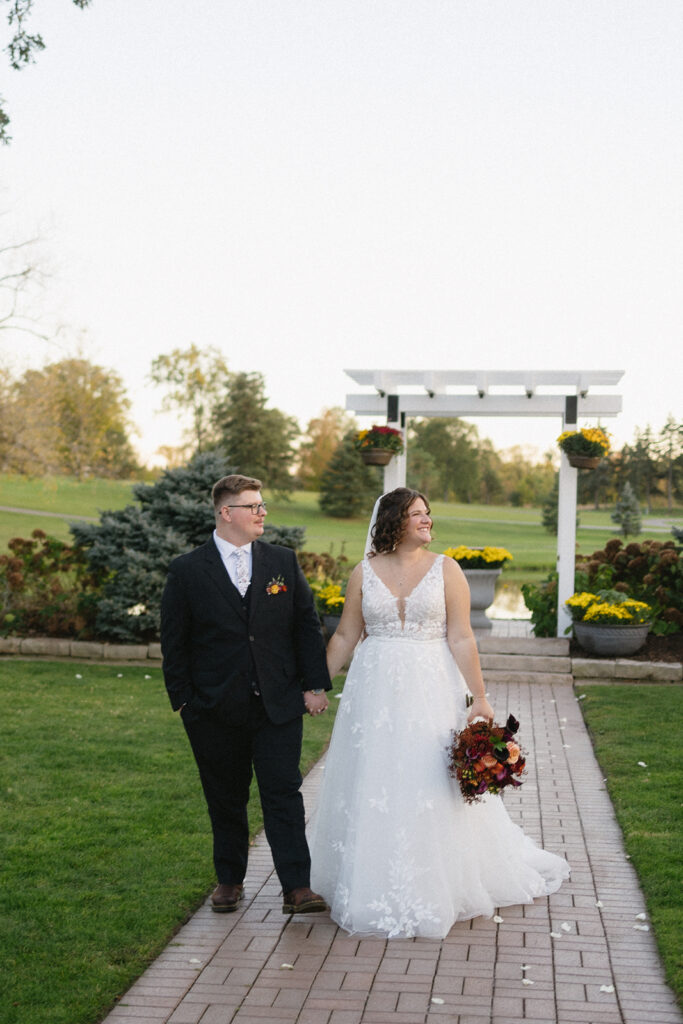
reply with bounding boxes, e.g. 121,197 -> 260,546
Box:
573,621 -> 650,657
566,454 -> 601,469
463,568 -> 501,630
322,614 -> 341,636
360,448 -> 395,466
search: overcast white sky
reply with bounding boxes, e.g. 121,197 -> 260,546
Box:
2,0 -> 681,465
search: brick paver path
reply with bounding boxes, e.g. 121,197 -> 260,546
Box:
102,679 -> 681,1024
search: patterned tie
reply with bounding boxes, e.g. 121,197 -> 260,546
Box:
234,547 -> 250,597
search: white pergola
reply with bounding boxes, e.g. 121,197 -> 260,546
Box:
345,369 -> 624,637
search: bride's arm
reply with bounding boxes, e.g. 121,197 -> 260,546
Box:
325,563 -> 365,679
443,558 -> 495,723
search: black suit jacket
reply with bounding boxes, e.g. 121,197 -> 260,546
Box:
160,538 -> 331,724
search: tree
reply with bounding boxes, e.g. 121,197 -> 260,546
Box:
1,0 -> 92,143
212,371 -> 299,493
319,431 -> 381,518
406,447 -> 440,498
149,344 -> 231,456
297,407 -> 356,490
541,477 -> 560,534
541,475 -> 580,535
409,418 -> 480,502
0,223 -> 51,341
0,357 -> 138,477
621,427 -> 658,512
497,446 -> 556,507
476,439 -> 505,505
70,451 -> 233,642
657,416 -> 683,511
611,482 -> 642,538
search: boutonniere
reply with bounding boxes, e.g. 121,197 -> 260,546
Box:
266,575 -> 288,595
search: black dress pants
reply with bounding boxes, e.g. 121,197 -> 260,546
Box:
181,693 -> 311,893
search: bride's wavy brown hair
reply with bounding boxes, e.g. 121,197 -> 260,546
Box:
369,488 -> 431,556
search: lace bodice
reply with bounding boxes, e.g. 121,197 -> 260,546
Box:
361,555 -> 447,640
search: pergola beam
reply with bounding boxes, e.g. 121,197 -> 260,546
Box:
345,394 -> 622,418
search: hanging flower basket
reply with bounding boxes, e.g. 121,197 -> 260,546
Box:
354,425 -> 404,466
567,454 -> 601,470
360,448 -> 394,466
557,426 -> 609,468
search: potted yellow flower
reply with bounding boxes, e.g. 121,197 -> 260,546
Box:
557,426 -> 610,469
565,589 -> 651,656
311,580 -> 345,635
443,546 -> 513,629
354,425 -> 405,466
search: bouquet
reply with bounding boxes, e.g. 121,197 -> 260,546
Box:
447,714 -> 526,803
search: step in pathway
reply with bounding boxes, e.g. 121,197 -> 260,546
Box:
100,676 -> 681,1024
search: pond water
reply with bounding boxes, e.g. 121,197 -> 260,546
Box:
490,580 -> 531,620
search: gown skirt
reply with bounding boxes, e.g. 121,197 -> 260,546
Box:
309,557 -> 570,940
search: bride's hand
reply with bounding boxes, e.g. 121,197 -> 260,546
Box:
467,695 -> 494,724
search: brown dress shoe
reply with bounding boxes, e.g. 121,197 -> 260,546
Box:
282,887 -> 328,914
210,883 -> 244,913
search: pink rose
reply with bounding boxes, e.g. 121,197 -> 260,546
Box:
506,742 -> 520,764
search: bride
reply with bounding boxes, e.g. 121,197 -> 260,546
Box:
309,487 -> 569,939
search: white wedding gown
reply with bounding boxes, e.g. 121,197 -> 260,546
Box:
309,555 -> 570,939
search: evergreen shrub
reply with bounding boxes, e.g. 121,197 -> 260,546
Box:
319,431 -> 380,518
70,452 -> 229,642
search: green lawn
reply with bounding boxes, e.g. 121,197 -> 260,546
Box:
0,475 -> 136,550
2,661 -> 681,1018
0,661 -> 339,1024
1,473 -> 679,585
580,685 -> 682,1003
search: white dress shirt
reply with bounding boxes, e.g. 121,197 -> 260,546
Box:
213,530 -> 253,591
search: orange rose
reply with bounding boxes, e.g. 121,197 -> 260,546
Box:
506,742 -> 520,764
481,753 -> 498,769
473,760 -> 487,773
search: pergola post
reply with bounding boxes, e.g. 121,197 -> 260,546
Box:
556,397 -> 579,638
382,396 -> 407,491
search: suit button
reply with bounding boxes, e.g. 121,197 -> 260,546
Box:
249,635 -> 255,641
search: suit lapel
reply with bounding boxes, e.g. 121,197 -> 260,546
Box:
249,542 -> 268,621
202,539 -> 247,621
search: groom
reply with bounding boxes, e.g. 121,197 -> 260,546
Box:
160,473 -> 331,914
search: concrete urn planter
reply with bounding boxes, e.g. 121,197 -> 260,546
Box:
463,568 -> 501,630
573,621 -> 650,657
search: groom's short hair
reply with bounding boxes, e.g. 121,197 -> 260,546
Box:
212,474 -> 263,513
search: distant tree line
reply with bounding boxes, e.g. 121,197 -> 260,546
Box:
2,346 -> 681,517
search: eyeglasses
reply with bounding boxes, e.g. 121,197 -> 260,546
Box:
224,503 -> 267,515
